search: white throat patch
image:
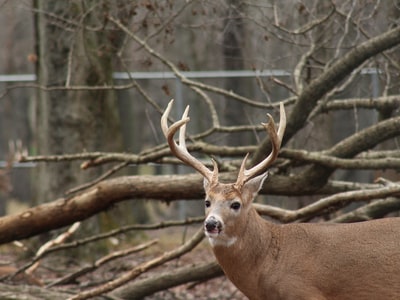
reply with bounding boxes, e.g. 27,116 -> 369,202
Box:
207,235 -> 237,247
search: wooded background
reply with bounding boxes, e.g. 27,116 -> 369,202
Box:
0,1 -> 399,299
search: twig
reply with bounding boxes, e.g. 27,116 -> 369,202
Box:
273,5 -> 335,35
0,81 -> 137,100
310,62 -> 369,120
47,239 -> 158,287
293,36 -> 315,94
4,222 -> 81,282
2,217 -> 203,283
68,227 -> 205,300
61,216 -> 204,249
133,0 -> 194,52
331,0 -> 357,65
191,87 -> 220,128
66,161 -> 129,195
334,2 -> 400,71
270,77 -> 298,96
107,16 -> 272,109
26,222 -> 81,275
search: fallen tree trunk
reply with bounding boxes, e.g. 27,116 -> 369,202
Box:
0,172 -> 381,245
0,174 -> 202,244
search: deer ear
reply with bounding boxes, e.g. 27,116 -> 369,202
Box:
241,172 -> 268,204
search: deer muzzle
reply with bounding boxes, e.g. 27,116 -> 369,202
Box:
204,215 -> 222,235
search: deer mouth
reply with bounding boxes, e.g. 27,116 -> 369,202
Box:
206,227 -> 221,236
204,217 -> 223,236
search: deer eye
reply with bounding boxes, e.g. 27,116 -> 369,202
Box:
205,200 -> 211,208
230,201 -> 241,210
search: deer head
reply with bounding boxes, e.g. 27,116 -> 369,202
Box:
161,100 -> 286,247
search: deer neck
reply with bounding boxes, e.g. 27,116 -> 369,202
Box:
211,208 -> 280,293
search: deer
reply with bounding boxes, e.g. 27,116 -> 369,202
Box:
161,99 -> 400,300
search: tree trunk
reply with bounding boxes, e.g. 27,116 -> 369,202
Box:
34,0 -> 122,202
34,1 -> 125,239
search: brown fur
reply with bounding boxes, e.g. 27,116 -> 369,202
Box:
205,177 -> 400,300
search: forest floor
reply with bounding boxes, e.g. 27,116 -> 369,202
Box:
0,226 -> 247,299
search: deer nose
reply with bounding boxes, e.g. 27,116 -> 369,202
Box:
204,216 -> 221,234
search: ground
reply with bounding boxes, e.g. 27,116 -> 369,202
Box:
0,226 -> 247,299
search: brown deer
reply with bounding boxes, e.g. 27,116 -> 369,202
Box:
161,99 -> 400,300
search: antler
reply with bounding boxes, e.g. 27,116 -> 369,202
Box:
161,99 -> 218,185
235,102 -> 286,189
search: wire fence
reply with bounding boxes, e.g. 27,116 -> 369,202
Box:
0,68 -> 380,169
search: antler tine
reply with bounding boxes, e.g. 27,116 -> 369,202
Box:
235,102 -> 286,189
161,99 -> 218,184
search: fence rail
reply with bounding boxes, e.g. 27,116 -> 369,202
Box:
0,69 -> 380,168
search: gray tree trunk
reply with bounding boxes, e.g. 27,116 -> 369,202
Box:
34,1 -> 124,230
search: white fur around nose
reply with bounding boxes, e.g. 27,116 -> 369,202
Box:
205,213 -> 223,225
205,213 -> 237,247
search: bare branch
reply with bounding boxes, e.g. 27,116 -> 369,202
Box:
0,81 -> 137,100
108,16 -> 273,109
68,227 -> 204,300
331,197 -> 400,223
66,162 -> 130,195
47,240 -> 158,288
255,182 -> 400,223
25,222 -> 81,275
291,113 -> 400,192
273,6 -> 335,35
111,260 -> 223,299
3,216 -> 204,283
280,148 -> 400,169
282,25 -> 400,147
319,96 -> 400,112
293,37 -> 315,93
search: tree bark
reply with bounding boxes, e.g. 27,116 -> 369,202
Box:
295,115 -> 400,191
0,174 -> 202,244
34,1 -> 123,205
